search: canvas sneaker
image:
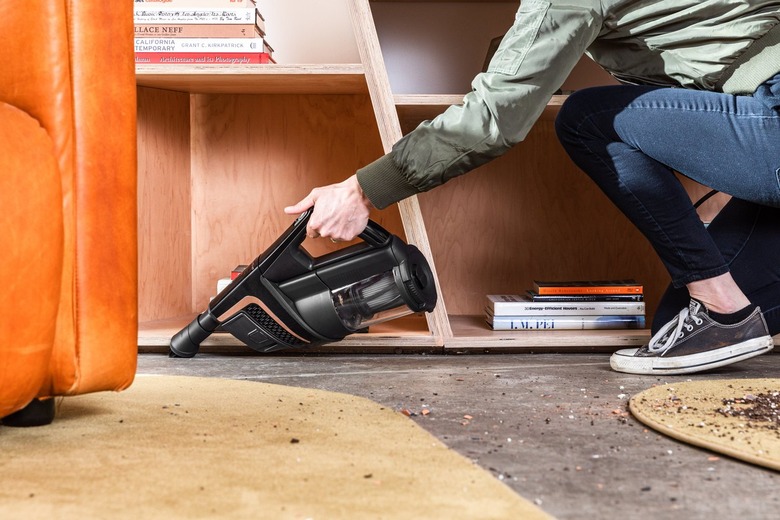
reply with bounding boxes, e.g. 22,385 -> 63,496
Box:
610,299 -> 774,375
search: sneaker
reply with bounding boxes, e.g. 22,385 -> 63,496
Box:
610,299 -> 774,375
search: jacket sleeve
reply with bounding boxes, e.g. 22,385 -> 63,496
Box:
357,0 -> 603,209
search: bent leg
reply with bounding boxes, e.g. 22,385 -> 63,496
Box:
655,199 -> 780,335
555,85 -> 780,288
555,84 -> 780,374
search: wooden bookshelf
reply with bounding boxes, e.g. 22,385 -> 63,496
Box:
135,0 -> 680,353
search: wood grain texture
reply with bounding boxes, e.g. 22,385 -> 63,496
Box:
136,64 -> 368,95
188,93 -> 403,311
417,118 -> 672,326
137,87 -> 193,322
138,314 -> 436,351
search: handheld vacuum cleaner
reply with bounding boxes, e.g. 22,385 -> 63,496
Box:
169,208 -> 437,357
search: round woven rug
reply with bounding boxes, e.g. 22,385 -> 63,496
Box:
0,375 -> 552,519
629,379 -> 780,471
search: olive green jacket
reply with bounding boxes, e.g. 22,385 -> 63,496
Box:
357,0 -> 780,209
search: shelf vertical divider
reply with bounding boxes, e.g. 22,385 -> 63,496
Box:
347,0 -> 452,344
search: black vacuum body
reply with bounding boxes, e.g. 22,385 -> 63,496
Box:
169,209 -> 437,357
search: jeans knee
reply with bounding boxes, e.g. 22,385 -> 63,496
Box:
554,87 -> 604,149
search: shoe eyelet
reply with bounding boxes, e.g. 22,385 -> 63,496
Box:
694,318 -> 703,325
685,324 -> 693,332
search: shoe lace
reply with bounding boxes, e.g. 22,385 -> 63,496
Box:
647,306 -> 704,354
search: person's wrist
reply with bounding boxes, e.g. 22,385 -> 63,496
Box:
349,174 -> 374,209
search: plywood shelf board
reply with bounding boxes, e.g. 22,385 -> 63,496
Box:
136,64 -> 368,94
446,315 -> 651,349
139,314 -> 439,349
393,93 -> 567,106
395,94 -> 565,131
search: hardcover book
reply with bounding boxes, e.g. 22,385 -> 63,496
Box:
133,7 -> 261,25
532,279 -> 643,295
526,290 -> 644,303
134,52 -> 274,64
486,294 -> 645,316
135,37 -> 268,53
134,24 -> 265,38
485,313 -> 646,331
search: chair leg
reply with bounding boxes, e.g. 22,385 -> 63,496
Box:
1,398 -> 55,427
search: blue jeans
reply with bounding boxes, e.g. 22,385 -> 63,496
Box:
555,78 -> 780,335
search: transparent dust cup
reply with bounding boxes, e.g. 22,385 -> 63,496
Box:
331,248 -> 437,331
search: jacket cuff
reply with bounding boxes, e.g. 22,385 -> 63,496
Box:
356,153 -> 421,210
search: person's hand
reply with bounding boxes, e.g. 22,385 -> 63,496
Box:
284,175 -> 374,241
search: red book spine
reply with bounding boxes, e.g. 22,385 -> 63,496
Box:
134,52 -> 273,64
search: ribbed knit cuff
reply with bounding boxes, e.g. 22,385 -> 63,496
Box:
356,153 -> 421,210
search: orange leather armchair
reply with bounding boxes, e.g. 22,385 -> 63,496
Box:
0,1 -> 137,424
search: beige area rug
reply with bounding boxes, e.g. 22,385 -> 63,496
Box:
0,375 -> 552,519
629,379 -> 780,471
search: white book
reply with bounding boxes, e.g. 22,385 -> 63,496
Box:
134,7 -> 260,24
217,277 -> 232,294
486,314 -> 646,330
135,37 -> 266,53
486,294 -> 645,316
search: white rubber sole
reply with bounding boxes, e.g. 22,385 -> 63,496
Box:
610,335 -> 775,375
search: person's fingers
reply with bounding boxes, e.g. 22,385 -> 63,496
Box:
285,176 -> 372,241
283,192 -> 316,215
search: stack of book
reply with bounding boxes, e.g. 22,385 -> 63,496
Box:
214,264 -> 248,298
134,0 -> 275,65
485,279 -> 646,330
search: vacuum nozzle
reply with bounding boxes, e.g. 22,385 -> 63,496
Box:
169,312 -> 219,358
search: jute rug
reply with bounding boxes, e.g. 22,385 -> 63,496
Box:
0,375 -> 552,519
629,379 -> 780,471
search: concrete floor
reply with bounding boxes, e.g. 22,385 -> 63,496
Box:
137,351 -> 779,520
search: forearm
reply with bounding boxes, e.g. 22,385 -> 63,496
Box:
357,0 -> 601,209
357,75 -> 553,209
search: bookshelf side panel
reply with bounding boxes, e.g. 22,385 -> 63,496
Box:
137,87 -> 193,322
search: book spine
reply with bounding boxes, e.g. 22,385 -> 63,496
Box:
487,302 -> 646,316
486,315 -> 646,330
535,286 -> 643,295
134,52 -> 273,64
135,24 -> 263,38
528,292 -> 644,303
217,277 -> 232,294
230,265 -> 248,280
135,38 -> 265,53
134,7 -> 259,24
135,0 -> 256,6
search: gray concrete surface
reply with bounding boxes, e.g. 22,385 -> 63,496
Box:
137,352 -> 779,520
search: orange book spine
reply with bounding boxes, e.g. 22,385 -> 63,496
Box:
535,286 -> 644,295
